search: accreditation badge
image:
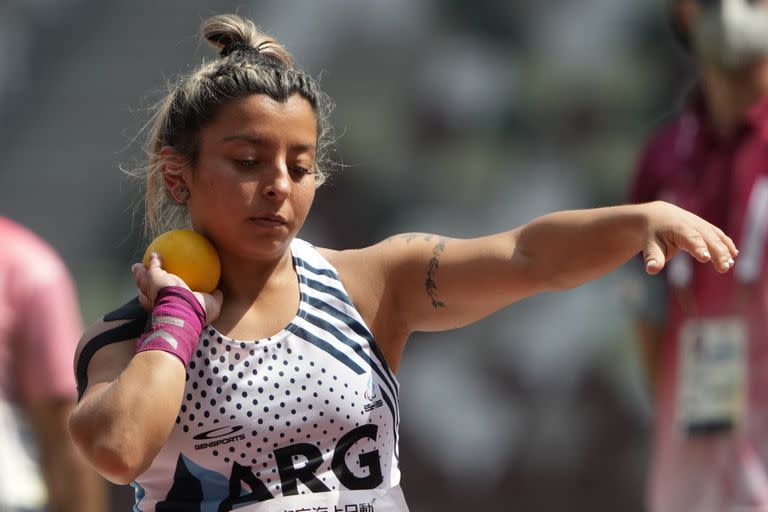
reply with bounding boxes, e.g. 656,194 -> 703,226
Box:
677,317 -> 747,436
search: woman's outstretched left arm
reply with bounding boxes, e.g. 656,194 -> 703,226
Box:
334,201 -> 737,340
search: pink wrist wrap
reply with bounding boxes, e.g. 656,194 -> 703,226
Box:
135,286 -> 206,366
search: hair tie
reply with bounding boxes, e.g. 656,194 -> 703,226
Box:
220,42 -> 260,58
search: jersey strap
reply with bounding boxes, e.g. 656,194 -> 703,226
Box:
75,297 -> 148,400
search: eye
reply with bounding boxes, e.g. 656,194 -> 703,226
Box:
237,160 -> 259,168
291,166 -> 314,176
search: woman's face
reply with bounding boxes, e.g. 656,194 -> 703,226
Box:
183,93 -> 318,260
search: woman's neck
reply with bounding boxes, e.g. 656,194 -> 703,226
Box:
216,245 -> 295,305
701,60 -> 768,135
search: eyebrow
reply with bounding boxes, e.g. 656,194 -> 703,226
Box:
220,134 -> 316,152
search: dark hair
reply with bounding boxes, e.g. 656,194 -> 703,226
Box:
668,0 -> 692,50
140,14 -> 335,238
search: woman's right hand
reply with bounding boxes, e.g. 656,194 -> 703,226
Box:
131,252 -> 223,323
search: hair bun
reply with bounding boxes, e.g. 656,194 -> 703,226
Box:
201,14 -> 293,68
219,42 -> 258,58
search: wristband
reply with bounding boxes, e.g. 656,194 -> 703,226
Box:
135,286 -> 206,366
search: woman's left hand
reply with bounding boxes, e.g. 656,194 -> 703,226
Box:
641,200 -> 738,275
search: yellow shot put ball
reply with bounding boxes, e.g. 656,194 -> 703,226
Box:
142,230 -> 221,293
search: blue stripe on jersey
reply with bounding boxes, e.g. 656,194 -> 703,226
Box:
304,313 -> 400,460
295,256 -> 396,390
379,386 -> 400,461
301,310 -> 400,424
301,311 -> 401,463
302,311 -> 373,366
130,481 -> 146,512
288,324 -> 366,375
303,294 -> 398,393
302,297 -> 399,400
301,276 -> 354,306
294,244 -> 401,461
294,257 -> 340,280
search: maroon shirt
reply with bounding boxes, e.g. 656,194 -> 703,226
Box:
630,92 -> 768,511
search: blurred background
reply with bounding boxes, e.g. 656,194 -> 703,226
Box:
0,0 -> 697,509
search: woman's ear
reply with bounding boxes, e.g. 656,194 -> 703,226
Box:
160,146 -> 191,204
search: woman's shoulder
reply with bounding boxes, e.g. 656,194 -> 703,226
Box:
293,238 -> 364,279
311,244 -> 388,306
74,297 -> 148,400
313,245 -> 371,276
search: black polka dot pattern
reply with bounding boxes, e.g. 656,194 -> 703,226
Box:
146,241 -> 401,502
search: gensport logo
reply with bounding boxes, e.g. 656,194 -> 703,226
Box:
193,425 -> 246,450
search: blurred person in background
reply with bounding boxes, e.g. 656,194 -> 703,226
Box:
0,216 -> 106,511
67,13 -> 739,512
629,0 -> 768,510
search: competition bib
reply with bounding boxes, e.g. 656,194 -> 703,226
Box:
236,487 -> 409,512
677,317 -> 747,436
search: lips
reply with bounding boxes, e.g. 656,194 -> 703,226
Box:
248,213 -> 287,227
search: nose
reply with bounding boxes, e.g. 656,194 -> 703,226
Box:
262,161 -> 291,201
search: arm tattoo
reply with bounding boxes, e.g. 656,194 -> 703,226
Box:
399,233 -> 434,244
425,239 -> 447,309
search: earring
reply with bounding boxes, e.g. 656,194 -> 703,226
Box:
174,187 -> 190,203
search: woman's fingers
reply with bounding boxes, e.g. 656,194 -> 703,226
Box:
712,225 -> 739,258
137,290 -> 151,311
195,289 -> 224,323
134,252 -> 203,314
145,252 -> 162,270
691,223 -> 735,273
649,216 -> 737,275
676,224 -> 712,264
131,262 -> 148,292
643,235 -> 670,275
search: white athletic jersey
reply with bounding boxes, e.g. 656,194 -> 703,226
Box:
132,238 -> 405,511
